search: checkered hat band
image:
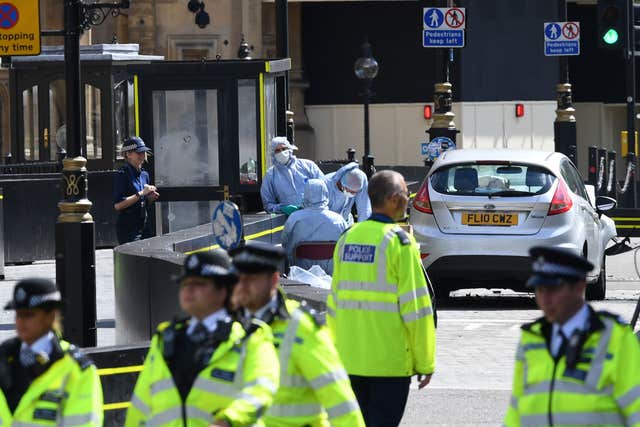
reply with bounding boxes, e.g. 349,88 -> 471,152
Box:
199,264 -> 231,276
27,291 -> 61,307
533,261 -> 583,278
121,144 -> 138,152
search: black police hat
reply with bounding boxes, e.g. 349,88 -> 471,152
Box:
229,241 -> 285,274
121,136 -> 152,154
5,278 -> 63,311
526,246 -> 594,288
177,250 -> 238,286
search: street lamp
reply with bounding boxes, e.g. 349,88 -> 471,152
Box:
354,40 -> 378,178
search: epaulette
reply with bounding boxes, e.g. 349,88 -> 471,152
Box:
394,228 -> 411,246
244,318 -> 269,338
156,317 -> 189,336
597,310 -> 627,325
521,316 -> 545,332
298,300 -> 325,327
0,337 -> 21,357
67,345 -> 94,370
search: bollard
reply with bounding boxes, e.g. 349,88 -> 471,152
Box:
568,144 -> 577,166
607,150 -> 617,198
347,148 -> 356,163
597,148 -> 607,196
588,146 -> 598,186
627,152 -> 637,208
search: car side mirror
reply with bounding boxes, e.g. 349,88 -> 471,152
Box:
595,196 -> 616,213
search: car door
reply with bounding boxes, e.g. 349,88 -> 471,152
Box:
560,160 -> 599,268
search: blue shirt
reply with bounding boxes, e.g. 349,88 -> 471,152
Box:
550,304 -> 590,357
113,163 -> 150,205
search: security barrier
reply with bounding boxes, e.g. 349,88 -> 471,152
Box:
85,345 -> 148,426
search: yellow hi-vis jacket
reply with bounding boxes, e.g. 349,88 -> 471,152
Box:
261,293 -> 365,427
327,216 -> 436,377
125,318 -> 279,427
504,307 -> 640,427
0,337 -> 103,427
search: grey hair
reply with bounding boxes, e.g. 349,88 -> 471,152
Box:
368,170 -> 405,208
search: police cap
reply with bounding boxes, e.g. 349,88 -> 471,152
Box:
178,250 -> 238,286
121,136 -> 152,154
229,241 -> 285,274
5,278 -> 63,311
526,246 -> 594,288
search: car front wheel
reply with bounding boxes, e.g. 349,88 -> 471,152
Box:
586,256 -> 606,301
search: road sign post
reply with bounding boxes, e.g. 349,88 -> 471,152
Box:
0,0 -> 40,56
546,14 -> 580,172
422,7 -> 466,48
422,7 -> 463,167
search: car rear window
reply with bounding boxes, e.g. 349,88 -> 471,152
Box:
430,163 -> 556,196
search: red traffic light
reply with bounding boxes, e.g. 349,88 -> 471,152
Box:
515,103 -> 525,118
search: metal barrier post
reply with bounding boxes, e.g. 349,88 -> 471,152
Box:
588,146 -> 598,186
607,150 -> 617,198
597,148 -> 607,196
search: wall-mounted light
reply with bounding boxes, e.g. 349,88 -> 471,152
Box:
515,103 -> 525,118
423,105 -> 433,120
195,4 -> 210,28
187,0 -> 200,13
187,0 -> 210,29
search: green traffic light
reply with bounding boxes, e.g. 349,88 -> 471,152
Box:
603,28 -> 620,44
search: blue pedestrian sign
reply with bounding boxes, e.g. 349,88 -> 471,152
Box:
544,21 -> 580,56
212,201 -> 243,250
423,7 -> 465,48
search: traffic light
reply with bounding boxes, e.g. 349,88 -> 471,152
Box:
597,0 -> 626,50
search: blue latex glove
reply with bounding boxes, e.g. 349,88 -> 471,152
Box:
281,205 -> 300,216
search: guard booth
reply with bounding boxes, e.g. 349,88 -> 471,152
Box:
5,44 -> 289,261
131,58 -> 289,233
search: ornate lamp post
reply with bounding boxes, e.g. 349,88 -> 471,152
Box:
56,0 -> 129,347
354,40 -> 378,178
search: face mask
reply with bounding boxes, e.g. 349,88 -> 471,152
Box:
343,189 -> 356,199
274,150 -> 291,165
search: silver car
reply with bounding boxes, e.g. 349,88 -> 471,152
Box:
409,149 -> 617,300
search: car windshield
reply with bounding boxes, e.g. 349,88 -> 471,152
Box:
430,163 -> 556,196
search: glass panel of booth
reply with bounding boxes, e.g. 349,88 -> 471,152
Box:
152,89 -> 220,187
22,86 -> 39,161
85,85 -> 102,159
238,79 -> 258,185
264,76 -> 277,172
49,80 -> 66,160
156,200 -> 220,234
114,79 -> 136,160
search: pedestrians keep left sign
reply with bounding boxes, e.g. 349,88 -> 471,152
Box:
212,201 -> 243,250
423,7 -> 465,48
0,0 -> 40,56
544,21 -> 580,56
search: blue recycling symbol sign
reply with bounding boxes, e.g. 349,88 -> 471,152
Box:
545,23 -> 561,40
424,8 -> 444,28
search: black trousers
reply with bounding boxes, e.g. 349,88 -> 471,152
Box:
349,375 -> 411,427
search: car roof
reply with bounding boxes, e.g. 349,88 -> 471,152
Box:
433,149 -> 566,171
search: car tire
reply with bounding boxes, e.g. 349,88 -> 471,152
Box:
586,256 -> 606,301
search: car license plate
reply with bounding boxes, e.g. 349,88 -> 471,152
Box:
461,212 -> 518,226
